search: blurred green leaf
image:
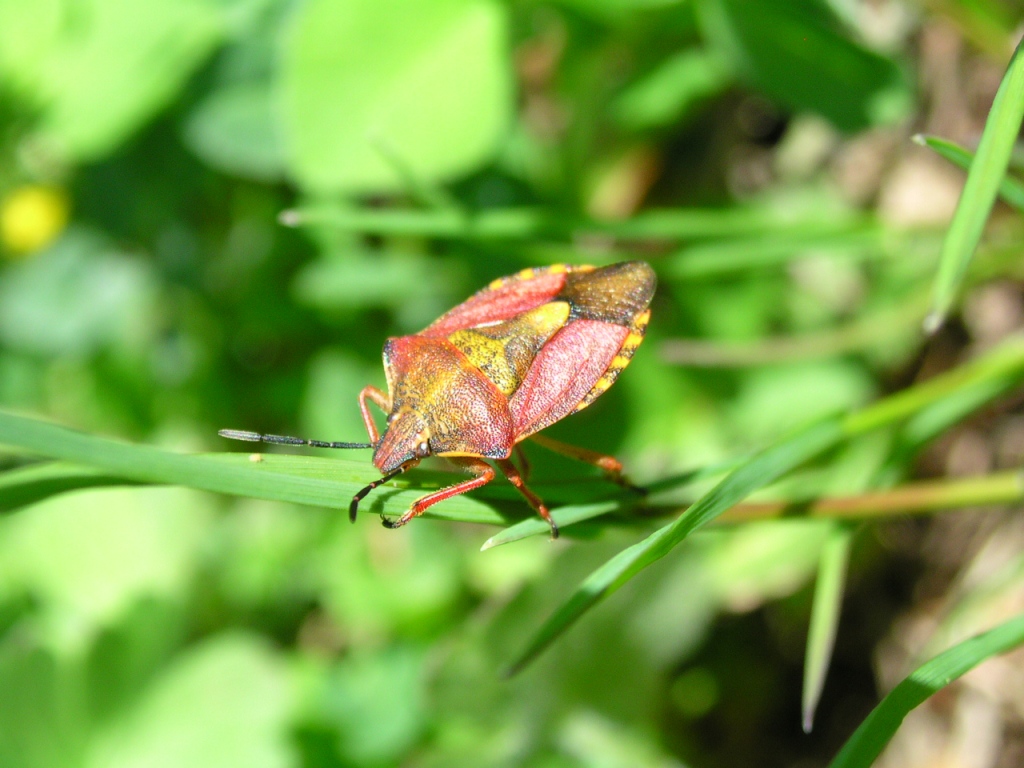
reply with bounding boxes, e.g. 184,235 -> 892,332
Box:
556,0 -> 684,25
325,646 -> 427,764
730,361 -> 875,444
708,519 -> 834,607
698,0 -> 911,130
183,82 -> 285,181
0,0 -> 224,161
558,711 -> 683,768
0,487 -> 211,650
0,230 -> 157,355
292,252 -> 449,314
0,0 -> 62,99
279,0 -> 512,193
84,634 -> 294,768
315,522 -> 465,637
925,40 -> 1024,330
612,49 -> 732,130
0,638 -> 83,768
802,525 -> 851,733
827,613 -> 1024,768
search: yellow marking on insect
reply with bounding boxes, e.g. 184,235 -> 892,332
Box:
620,336 -> 643,358
576,375 -> 615,410
630,310 -> 651,333
575,306 -> 651,412
450,301 -> 570,395
487,263 -> 578,290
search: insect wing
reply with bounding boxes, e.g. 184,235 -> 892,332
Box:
508,261 -> 656,437
422,265 -> 586,337
510,319 -> 629,436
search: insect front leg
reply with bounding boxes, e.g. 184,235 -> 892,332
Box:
528,433 -> 646,494
513,443 -> 532,482
382,457 -> 495,529
358,385 -> 390,444
495,458 -> 558,539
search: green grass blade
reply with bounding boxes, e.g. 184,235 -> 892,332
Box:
283,203 -> 860,242
507,335 -> 1024,673
842,334 -> 1024,436
926,39 -> 1024,332
915,133 -> 1024,212
0,412 -> 504,523
504,419 -> 845,676
827,613 -> 1024,768
480,501 -> 622,550
481,455 -> 747,549
0,462 -> 143,512
666,224 -> 893,279
803,526 -> 853,733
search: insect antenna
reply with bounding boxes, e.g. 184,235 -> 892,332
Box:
218,429 -> 373,450
349,465 -> 408,523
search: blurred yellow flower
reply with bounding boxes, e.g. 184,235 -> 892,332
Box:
1,185 -> 70,256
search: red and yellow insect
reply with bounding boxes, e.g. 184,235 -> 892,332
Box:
221,260 -> 655,537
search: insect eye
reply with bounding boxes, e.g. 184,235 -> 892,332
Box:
416,441 -> 430,456
386,413 -> 396,425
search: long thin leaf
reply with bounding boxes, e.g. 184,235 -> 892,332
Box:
506,335 -> 1024,673
504,419 -> 845,675
926,39 -> 1024,331
803,527 -> 853,733
0,414 -> 503,523
485,470 -> 1024,548
915,133 -> 1024,212
283,203 -> 864,242
0,461 -> 141,512
827,613 -> 1024,768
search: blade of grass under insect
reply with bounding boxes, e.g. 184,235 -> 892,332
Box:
926,39 -> 1024,332
803,526 -> 853,733
915,133 -> 1024,212
481,455 -> 748,549
827,613 -> 1024,768
481,501 -> 623,550
506,335 -> 1024,674
486,469 -> 1024,548
0,462 -> 142,512
504,418 -> 846,676
0,413 -> 505,523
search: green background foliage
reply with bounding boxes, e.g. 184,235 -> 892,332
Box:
1,0 -> 1023,766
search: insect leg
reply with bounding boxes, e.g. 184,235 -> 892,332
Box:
358,385 -> 390,444
513,443 -> 532,482
528,433 -> 646,494
495,459 -> 558,539
382,457 -> 495,529
349,464 -> 411,522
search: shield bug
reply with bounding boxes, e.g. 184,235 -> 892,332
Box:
221,260 -> 655,537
